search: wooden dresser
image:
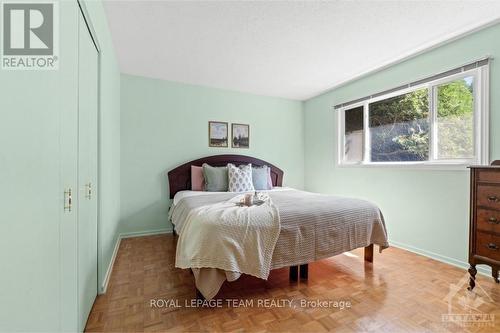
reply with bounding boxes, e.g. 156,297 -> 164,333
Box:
468,161 -> 500,290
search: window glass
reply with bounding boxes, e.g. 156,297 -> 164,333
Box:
436,76 -> 474,159
369,88 -> 429,162
344,106 -> 364,162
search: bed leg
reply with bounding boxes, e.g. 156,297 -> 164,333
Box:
196,288 -> 205,300
289,266 -> 298,281
364,244 -> 374,263
173,229 -> 177,236
299,264 -> 308,280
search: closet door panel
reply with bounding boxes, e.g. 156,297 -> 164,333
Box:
59,2 -> 80,331
0,65 -> 61,332
0,1 -> 80,329
77,14 -> 99,332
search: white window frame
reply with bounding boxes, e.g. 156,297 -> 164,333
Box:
337,66 -> 489,169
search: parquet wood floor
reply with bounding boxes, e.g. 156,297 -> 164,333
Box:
85,234 -> 500,332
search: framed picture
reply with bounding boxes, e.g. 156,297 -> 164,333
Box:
232,123 -> 250,148
208,121 -> 228,147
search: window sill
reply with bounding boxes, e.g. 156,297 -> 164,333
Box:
337,162 -> 477,171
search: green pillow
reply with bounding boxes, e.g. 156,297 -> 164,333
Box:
202,163 -> 228,192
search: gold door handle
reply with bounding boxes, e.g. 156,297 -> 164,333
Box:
85,183 -> 92,200
64,188 -> 72,212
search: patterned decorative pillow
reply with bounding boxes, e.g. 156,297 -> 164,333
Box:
228,163 -> 255,192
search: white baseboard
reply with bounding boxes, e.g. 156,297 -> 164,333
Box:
120,228 -> 171,239
390,240 -> 491,277
100,235 -> 121,294
100,228 -> 173,294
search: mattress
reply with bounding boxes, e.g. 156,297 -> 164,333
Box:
170,188 -> 389,270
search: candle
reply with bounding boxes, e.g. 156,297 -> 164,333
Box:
244,194 -> 252,206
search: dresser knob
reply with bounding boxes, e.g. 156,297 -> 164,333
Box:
488,217 -> 499,224
487,195 -> 498,202
487,243 -> 499,250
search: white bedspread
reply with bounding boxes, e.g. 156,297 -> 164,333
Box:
175,193 -> 281,298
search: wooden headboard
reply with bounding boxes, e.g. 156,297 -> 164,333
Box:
167,154 -> 284,199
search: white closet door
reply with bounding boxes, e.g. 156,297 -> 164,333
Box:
0,40 -> 62,333
77,13 -> 99,332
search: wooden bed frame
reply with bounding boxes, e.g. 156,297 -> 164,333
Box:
168,154 -> 284,199
167,154 -> 374,296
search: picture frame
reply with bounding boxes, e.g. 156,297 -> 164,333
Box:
231,123 -> 250,148
208,121 -> 228,147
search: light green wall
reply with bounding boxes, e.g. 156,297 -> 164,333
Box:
82,0 -> 121,292
304,23 -> 500,271
120,74 -> 304,235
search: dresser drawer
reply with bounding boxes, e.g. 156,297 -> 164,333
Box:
476,232 -> 500,262
477,170 -> 500,183
477,209 -> 500,234
476,208 -> 500,235
477,185 -> 500,210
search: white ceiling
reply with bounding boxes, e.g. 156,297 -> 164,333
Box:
103,1 -> 500,100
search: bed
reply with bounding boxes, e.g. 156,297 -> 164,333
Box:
168,154 -> 389,299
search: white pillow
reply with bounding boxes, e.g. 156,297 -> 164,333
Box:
228,163 -> 255,192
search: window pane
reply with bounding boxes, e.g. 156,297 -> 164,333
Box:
344,106 -> 364,162
436,77 -> 474,159
369,88 -> 429,162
